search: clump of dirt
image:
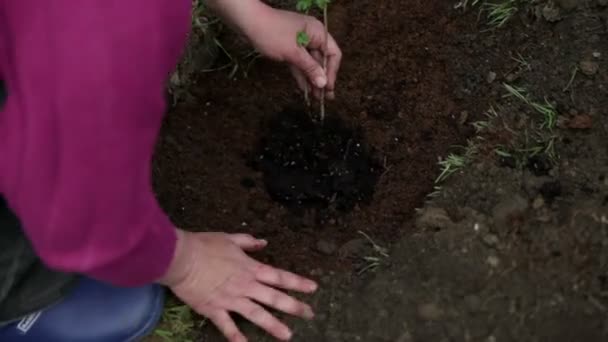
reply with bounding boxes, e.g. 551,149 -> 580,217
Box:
249,108 -> 381,215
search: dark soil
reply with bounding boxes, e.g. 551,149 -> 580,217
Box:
153,0 -> 462,275
151,0 -> 608,341
248,108 -> 381,216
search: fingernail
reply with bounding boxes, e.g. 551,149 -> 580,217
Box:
305,308 -> 315,320
314,76 -> 327,88
282,328 -> 293,340
309,281 -> 318,292
258,239 -> 268,245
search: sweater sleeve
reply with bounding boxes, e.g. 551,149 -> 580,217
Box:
0,0 -> 191,286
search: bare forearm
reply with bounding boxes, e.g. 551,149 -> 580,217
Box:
205,0 -> 270,36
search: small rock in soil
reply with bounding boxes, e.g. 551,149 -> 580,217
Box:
487,71 -> 497,83
580,60 -> 599,76
593,51 -> 602,58
316,239 -> 338,255
417,303 -> 444,320
416,207 -> 454,231
532,196 -> 545,209
505,72 -> 521,82
482,234 -> 500,247
486,255 -> 500,268
542,2 -> 562,22
458,111 -> 469,125
492,194 -> 529,227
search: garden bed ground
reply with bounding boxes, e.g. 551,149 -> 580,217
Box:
151,0 -> 608,341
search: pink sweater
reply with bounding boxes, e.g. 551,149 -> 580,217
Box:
0,0 -> 192,286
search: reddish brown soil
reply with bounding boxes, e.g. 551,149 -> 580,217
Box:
153,0 -> 466,276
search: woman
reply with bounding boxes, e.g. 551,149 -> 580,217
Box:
0,0 -> 341,341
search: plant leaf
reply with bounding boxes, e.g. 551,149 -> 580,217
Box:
314,0 -> 330,9
296,0 -> 313,12
296,31 -> 311,47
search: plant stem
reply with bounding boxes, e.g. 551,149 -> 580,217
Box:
304,83 -> 310,107
320,6 -> 328,123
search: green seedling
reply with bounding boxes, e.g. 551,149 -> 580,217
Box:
296,0 -> 331,122
296,30 -> 312,106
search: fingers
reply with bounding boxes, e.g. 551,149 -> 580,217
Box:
293,46 -> 327,89
206,309 -> 248,342
310,50 -> 323,100
232,299 -> 292,341
247,283 -> 314,320
289,66 -> 309,94
302,19 -> 341,97
228,234 -> 267,251
253,263 -> 318,293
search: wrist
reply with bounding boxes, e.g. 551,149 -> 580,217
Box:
157,228 -> 191,287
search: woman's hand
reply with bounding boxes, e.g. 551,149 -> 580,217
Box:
206,0 -> 342,99
244,7 -> 342,99
159,230 -> 318,342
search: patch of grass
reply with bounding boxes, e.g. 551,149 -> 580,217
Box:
471,106 -> 500,133
503,83 -> 558,130
511,52 -> 532,71
483,0 -> 518,28
357,231 -> 389,275
154,302 -> 204,342
458,0 -> 529,28
435,140 -> 479,184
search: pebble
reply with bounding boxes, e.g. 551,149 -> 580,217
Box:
486,255 -> 500,268
532,196 -> 545,209
482,234 -> 500,247
580,60 -> 599,76
316,239 -> 338,255
542,3 -> 562,22
505,72 -> 520,82
417,303 -> 444,320
593,52 -> 602,59
487,71 -> 497,83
